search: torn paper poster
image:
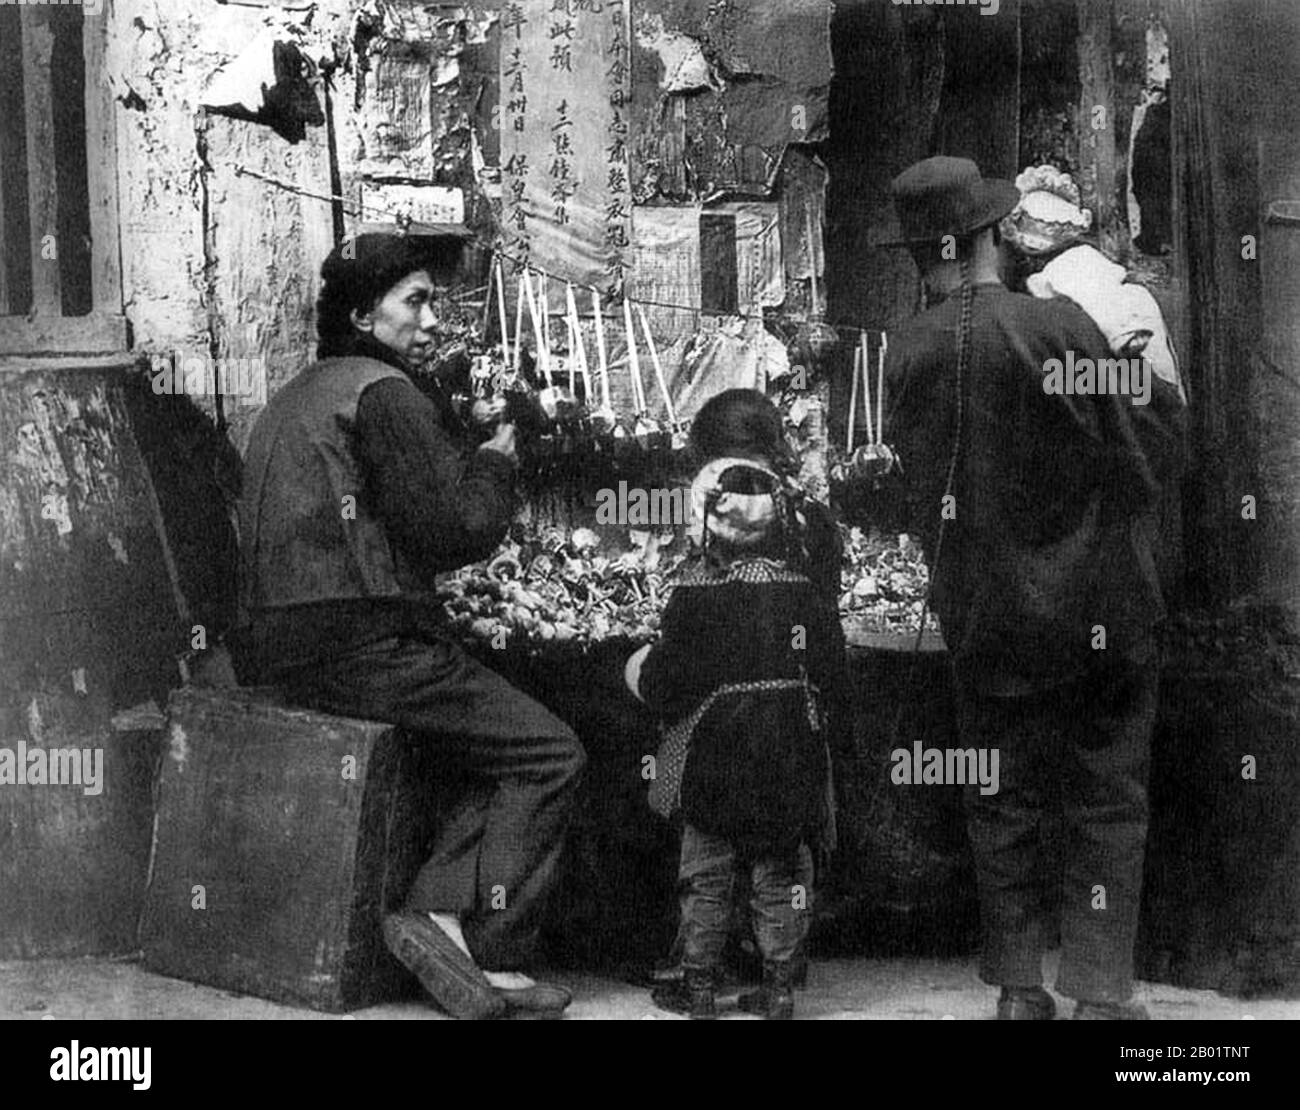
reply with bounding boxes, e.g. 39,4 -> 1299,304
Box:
708,201 -> 785,313
501,0 -> 634,292
666,317 -> 791,424
433,54 -> 461,87
630,204 -> 701,344
633,11 -> 718,93
359,184 -> 466,231
702,0 -> 832,88
351,0 -> 463,178
353,52 -> 437,178
202,29 -> 280,117
356,0 -> 440,51
722,76 -> 829,148
630,200 -> 783,345
779,150 -> 828,282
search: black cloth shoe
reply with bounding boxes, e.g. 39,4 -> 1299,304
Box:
383,912 -> 506,1020
1074,1000 -> 1150,1020
651,967 -> 717,1019
652,943 -> 808,989
738,960 -> 795,1020
996,986 -> 1056,1021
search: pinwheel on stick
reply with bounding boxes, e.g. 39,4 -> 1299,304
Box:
622,298 -> 660,451
523,270 -> 576,422
587,286 -> 618,435
848,329 -> 898,479
635,303 -> 687,452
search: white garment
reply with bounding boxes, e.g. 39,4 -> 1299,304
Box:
1026,245 -> 1185,401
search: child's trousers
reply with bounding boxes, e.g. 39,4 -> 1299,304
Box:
679,824 -> 812,971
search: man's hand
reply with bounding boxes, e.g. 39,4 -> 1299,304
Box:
481,422 -> 519,467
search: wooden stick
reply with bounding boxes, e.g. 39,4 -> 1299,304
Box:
591,286 -> 611,409
636,303 -> 676,426
513,272 -> 526,373
494,258 -> 510,366
482,258 -> 494,340
860,331 -> 874,444
565,312 -> 576,392
877,330 -> 887,445
566,283 -> 591,399
848,345 -> 859,452
540,273 -> 552,360
805,199 -> 819,318
522,270 -> 552,386
622,298 -> 646,413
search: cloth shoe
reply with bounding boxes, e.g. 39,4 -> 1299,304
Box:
651,939 -> 808,989
737,960 -> 796,1020
996,986 -> 1056,1021
651,967 -> 717,1020
382,912 -> 506,1020
496,981 -> 573,1019
1074,1000 -> 1150,1020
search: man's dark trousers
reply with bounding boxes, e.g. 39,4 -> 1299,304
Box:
272,633 -> 586,973
957,655 -> 1158,1003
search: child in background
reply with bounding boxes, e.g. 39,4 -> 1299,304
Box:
625,389 -> 847,1020
1001,164 -> 1186,402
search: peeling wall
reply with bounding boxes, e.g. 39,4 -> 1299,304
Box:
631,0 -> 832,199
91,0 -> 832,455
0,365 -> 184,958
105,0 -> 353,450
100,1 -> 513,452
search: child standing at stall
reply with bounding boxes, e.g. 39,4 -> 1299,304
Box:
625,389 -> 847,1020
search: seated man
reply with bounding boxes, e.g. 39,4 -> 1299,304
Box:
233,233 -> 585,1019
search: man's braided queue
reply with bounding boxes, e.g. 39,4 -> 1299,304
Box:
884,257 -> 975,751
912,257 -> 974,655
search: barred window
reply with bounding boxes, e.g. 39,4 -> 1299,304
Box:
0,3 -> 125,354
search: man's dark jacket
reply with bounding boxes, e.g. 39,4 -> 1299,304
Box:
234,335 -> 516,678
884,281 -> 1186,695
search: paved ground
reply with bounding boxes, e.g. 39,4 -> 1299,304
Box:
3,954 -> 1296,1020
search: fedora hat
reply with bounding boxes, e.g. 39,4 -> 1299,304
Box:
877,156 -> 1020,248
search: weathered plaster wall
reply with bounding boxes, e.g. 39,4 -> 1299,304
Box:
101,2 -> 512,451
630,0 -> 833,200
105,0 -> 354,451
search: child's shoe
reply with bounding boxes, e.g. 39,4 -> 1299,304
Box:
730,937 -> 808,988
737,960 -> 795,1020
651,967 -> 717,1019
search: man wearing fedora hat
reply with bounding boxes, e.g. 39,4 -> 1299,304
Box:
875,157 -> 1186,1019
234,232 -> 585,1019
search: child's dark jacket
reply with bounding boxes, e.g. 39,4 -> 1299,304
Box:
638,549 -> 847,856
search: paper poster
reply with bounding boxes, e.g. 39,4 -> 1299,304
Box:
359,184 -> 465,230
500,0 -> 633,293
630,204 -> 701,342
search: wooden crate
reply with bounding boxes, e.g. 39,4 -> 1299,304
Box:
140,686 -> 446,1012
